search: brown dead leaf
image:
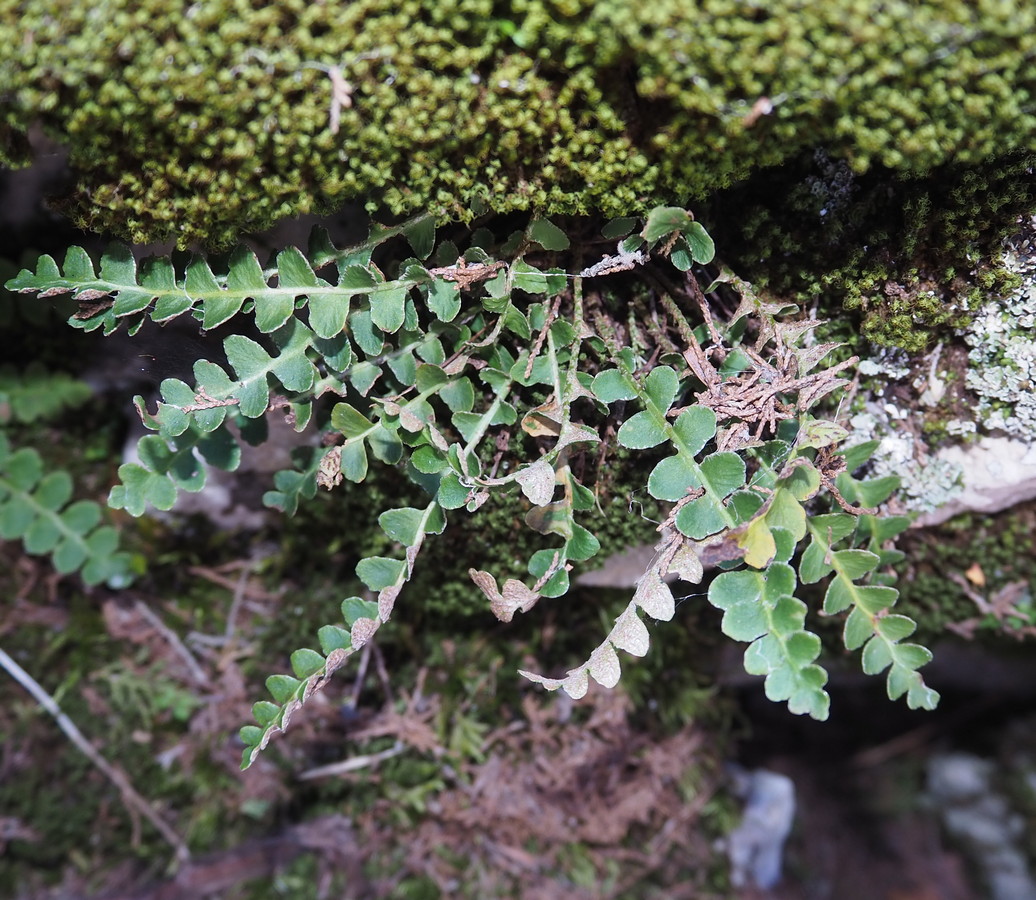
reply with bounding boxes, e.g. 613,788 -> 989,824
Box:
964,562 -> 986,588
469,569 -> 541,622
316,446 -> 343,490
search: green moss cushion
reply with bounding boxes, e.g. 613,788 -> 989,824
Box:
3,0 -> 1034,246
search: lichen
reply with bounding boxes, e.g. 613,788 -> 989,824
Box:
827,215 -> 1036,518
962,216 -> 1036,439
848,407 -> 965,514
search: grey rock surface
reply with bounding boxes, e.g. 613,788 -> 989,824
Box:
726,767 -> 797,891
914,437 -> 1036,527
927,753 -> 1036,900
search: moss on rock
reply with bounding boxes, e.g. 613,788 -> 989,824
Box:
710,150 -> 1036,350
896,503 -> 1036,641
3,0 -> 1035,248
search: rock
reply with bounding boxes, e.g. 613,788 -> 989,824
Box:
725,767 -> 796,890
927,753 -> 1036,900
914,437 -> 1036,527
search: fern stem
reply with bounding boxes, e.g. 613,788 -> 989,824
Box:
461,381 -> 514,457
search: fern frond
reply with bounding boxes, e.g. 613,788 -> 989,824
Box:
0,433 -> 134,585
0,363 -> 92,425
239,500 -> 445,768
520,530 -> 702,697
4,216 -> 442,337
802,472 -> 939,711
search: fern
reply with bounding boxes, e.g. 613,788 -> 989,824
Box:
5,214 -> 438,337
0,432 -> 134,585
0,362 -> 93,425
519,280 -> 938,718
0,362 -> 134,585
5,206 -> 939,768
241,499 -> 445,766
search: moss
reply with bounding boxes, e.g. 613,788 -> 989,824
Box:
0,596 -> 181,887
263,436 -> 663,623
3,0 -> 1035,247
895,504 -> 1036,640
709,150 -> 1036,351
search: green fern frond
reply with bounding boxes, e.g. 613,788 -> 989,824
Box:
4,215 -> 439,336
0,363 -> 92,425
240,500 -> 445,768
0,433 -> 134,585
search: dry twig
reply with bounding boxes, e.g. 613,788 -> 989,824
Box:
0,646 -> 189,862
131,599 -> 208,685
297,741 -> 406,781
